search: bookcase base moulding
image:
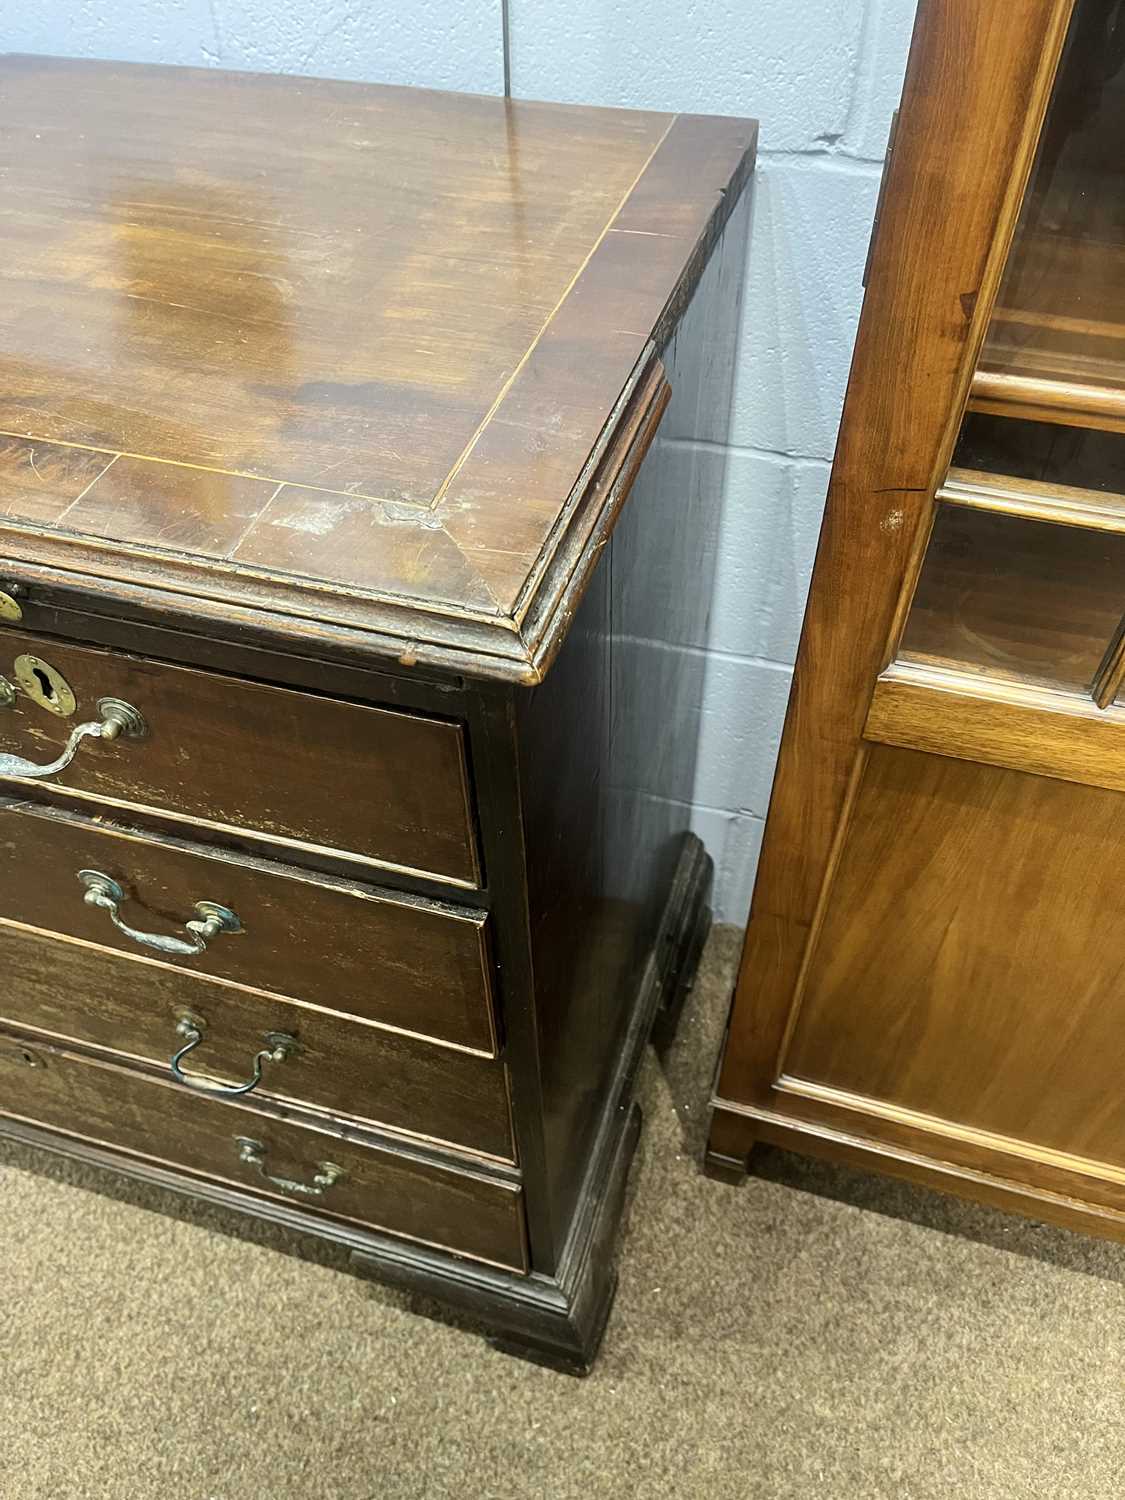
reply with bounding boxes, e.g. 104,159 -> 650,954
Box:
0,56 -> 755,1373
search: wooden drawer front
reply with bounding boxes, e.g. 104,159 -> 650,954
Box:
0,922 -> 513,1160
0,802 -> 497,1054
0,1033 -> 527,1271
0,628 -> 479,886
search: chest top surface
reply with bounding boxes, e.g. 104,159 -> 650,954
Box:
0,56 -> 755,680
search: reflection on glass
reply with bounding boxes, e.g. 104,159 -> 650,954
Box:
955,413 -> 1125,494
977,0 -> 1125,422
900,505 -> 1125,693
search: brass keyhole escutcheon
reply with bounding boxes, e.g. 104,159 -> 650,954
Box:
13,655 -> 77,717
0,589 -> 23,623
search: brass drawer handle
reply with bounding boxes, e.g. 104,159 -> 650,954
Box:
170,1012 -> 296,1098
78,870 -> 242,957
0,697 -> 146,780
234,1136 -> 344,1198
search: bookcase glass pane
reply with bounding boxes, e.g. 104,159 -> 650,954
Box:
978,0 -> 1125,413
955,413 -> 1125,494
899,505 -> 1125,693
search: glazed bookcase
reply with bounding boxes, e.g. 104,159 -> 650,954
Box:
709,0 -> 1125,1244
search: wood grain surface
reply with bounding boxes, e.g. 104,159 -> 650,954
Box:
0,919 -> 513,1159
943,467 -> 1125,533
715,0 -> 1075,1111
783,746 -> 1125,1169
0,1031 -> 526,1269
0,625 -> 480,886
0,800 -> 497,1054
0,61 -> 664,502
865,663 -> 1125,792
0,57 -> 756,679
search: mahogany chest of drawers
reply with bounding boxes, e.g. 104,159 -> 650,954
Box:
0,55 -> 755,1371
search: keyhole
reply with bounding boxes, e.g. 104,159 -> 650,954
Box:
13,655 -> 77,717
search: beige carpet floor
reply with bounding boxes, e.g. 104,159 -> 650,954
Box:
2,926 -> 1124,1499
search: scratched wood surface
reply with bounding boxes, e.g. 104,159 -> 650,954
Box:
0,1032 -> 527,1269
0,919 -> 513,1160
0,624 -> 481,887
0,798 -> 497,1053
0,57 -> 756,676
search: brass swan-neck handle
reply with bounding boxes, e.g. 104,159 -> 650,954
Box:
78,869 -> 242,958
0,698 -> 146,781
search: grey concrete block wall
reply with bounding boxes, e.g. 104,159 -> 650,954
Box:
514,0 -> 918,922
6,1 -> 505,93
11,0 -> 918,922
